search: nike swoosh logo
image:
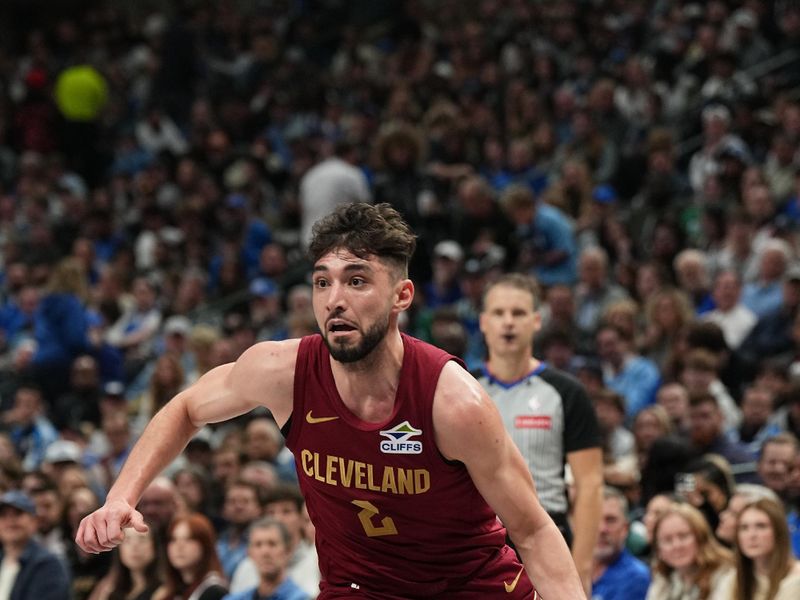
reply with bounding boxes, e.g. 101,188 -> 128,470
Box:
306,410 -> 339,424
504,567 -> 524,593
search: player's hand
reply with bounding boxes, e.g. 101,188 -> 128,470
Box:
75,498 -> 148,553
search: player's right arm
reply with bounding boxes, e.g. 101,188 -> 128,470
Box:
76,338 -> 300,553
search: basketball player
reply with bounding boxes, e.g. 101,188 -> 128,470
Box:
76,203 -> 585,599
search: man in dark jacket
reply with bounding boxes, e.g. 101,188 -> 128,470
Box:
0,490 -> 70,600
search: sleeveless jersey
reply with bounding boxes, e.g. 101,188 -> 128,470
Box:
285,333 -> 535,599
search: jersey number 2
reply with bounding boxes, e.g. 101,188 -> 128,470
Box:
351,500 -> 398,537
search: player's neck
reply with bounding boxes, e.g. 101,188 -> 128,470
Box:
331,329 -> 404,422
486,353 -> 539,383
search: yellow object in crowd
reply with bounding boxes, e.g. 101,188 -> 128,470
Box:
54,65 -> 108,121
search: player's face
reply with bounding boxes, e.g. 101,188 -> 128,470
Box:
480,285 -> 541,359
313,249 -> 412,363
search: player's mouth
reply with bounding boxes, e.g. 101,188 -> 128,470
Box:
328,320 -> 357,335
502,333 -> 516,342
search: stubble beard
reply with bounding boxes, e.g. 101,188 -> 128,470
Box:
324,315 -> 390,364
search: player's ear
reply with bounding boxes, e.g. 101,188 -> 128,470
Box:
394,278 -> 414,312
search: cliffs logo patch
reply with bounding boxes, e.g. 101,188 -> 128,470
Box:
379,421 -> 423,454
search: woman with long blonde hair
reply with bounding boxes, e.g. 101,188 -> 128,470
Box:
719,498 -> 800,600
647,503 -> 733,600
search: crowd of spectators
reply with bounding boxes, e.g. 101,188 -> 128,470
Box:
1,0 -> 800,598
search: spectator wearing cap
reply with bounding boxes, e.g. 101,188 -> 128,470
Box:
298,139 -> 370,250
0,490 -> 70,600
448,257 -> 489,370
3,385 -> 58,472
421,240 -> 464,309
248,278 -> 287,342
575,184 -> 621,255
96,380 -> 127,421
40,440 -> 106,505
501,184 -> 577,286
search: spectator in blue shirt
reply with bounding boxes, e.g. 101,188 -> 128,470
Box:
223,518 -> 308,600
596,324 -> 661,420
217,480 -> 264,580
742,239 -> 792,319
591,487 -> 650,600
5,385 -> 58,472
501,184 -> 578,286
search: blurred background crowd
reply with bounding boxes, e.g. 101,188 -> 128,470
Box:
1,0 -> 800,598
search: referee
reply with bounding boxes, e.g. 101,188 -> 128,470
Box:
478,273 -> 603,596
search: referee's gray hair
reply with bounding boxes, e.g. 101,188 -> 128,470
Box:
249,517 -> 292,550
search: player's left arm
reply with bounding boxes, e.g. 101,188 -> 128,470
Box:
433,362 -> 586,599
566,447 -> 603,595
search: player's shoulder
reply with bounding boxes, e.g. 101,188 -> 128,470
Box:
234,337 -> 303,377
434,361 -> 494,420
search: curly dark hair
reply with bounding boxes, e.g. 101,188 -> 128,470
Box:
308,202 -> 417,278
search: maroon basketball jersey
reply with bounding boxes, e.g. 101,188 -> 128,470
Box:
285,333 -> 535,599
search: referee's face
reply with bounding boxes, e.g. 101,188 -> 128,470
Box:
480,284 -> 540,359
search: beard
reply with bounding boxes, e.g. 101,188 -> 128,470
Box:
324,315 -> 389,363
